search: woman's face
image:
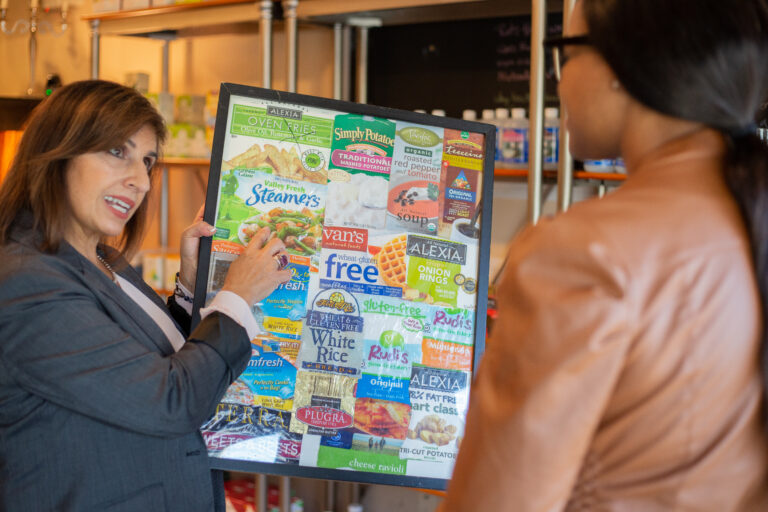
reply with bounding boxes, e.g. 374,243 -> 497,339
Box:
63,124 -> 157,254
558,1 -> 629,160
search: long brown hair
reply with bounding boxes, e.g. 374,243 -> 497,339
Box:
583,0 -> 768,413
0,79 -> 166,259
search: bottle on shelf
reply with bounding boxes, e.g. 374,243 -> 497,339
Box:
462,109 -> 477,121
613,157 -> 627,174
431,109 -> 446,117
500,107 -> 529,167
480,109 -> 497,160
494,107 -> 510,164
543,107 -> 560,170
583,159 -> 614,173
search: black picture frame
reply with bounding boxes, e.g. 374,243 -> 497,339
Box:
192,82 -> 495,490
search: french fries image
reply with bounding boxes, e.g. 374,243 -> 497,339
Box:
224,143 -> 327,184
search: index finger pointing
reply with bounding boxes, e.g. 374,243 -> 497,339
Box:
247,226 -> 272,249
263,236 -> 287,256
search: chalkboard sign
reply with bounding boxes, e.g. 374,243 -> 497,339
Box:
368,14 -> 563,118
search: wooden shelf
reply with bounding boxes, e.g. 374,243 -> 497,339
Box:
82,0 -> 551,33
0,97 -> 42,131
82,0 -> 264,36
494,166 -> 627,181
296,0 -> 560,26
159,157 -> 211,167
574,170 -> 627,181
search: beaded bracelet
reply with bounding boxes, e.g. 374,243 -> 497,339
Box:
173,272 -> 194,303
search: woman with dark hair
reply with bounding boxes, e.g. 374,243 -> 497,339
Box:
0,80 -> 291,511
443,1 -> 768,510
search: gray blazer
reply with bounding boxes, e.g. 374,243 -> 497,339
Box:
0,213 -> 251,511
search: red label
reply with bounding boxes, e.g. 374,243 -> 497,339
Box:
296,406 -> 353,429
278,439 -> 301,460
322,226 -> 368,252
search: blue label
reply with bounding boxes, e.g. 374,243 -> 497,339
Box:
445,188 -> 476,203
319,278 -> 403,298
544,126 -> 559,164
584,159 -> 612,168
495,126 -> 502,161
501,127 -> 528,165
241,352 -> 297,400
357,374 -> 411,404
320,428 -> 354,449
259,263 -> 311,320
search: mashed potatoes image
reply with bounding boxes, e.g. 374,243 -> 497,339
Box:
325,173 -> 388,229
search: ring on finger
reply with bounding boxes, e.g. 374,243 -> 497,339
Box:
274,253 -> 288,270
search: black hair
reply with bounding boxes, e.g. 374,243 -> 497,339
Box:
583,0 -> 768,414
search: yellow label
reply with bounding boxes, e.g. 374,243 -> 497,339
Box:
443,154 -> 483,171
263,317 -> 303,337
255,395 -> 294,411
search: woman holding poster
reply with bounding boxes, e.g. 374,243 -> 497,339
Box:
444,0 -> 768,510
0,80 -> 291,511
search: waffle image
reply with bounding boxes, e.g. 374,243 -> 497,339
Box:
376,234 -> 408,288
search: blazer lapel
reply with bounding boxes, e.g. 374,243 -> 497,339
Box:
9,212 -> 179,355
72,245 -> 178,356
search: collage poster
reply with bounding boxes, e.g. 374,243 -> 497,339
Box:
200,94 -> 485,482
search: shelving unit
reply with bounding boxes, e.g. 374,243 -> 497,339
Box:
494,166 -> 626,181
82,0 -> 278,86
296,0 -> 560,25
495,167 -> 625,204
81,0 -> 264,36
495,166 -> 625,199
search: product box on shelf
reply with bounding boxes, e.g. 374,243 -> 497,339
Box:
121,0 -> 151,9
141,251 -> 180,292
91,0 -> 121,13
176,94 -> 206,126
166,123 -> 209,158
205,90 -> 219,151
125,72 -> 150,94
145,92 -> 174,125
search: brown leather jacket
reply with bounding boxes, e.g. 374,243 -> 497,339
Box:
442,129 -> 768,511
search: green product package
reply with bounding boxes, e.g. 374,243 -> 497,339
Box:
229,104 -> 334,148
316,445 -> 408,475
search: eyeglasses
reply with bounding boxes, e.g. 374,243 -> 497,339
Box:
543,35 -> 590,81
